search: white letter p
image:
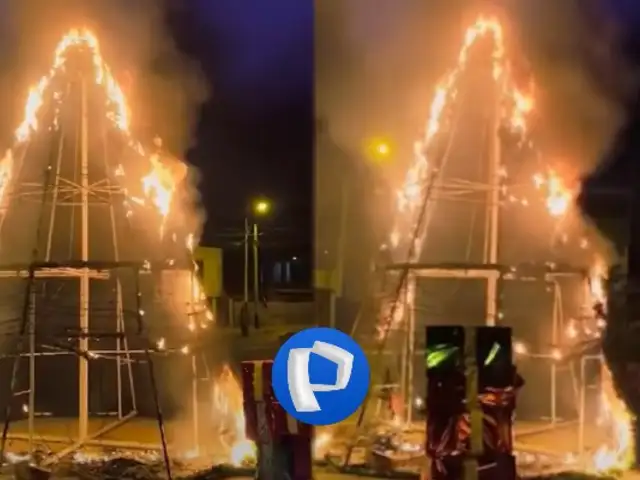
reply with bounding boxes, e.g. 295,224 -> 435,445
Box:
287,341 -> 354,412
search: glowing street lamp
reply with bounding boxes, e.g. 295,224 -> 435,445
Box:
366,137 -> 393,164
374,141 -> 390,157
253,199 -> 271,216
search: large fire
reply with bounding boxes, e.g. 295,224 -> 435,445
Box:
2,27 -> 214,335
211,365 -> 256,466
380,12 -> 632,475
588,265 -> 634,473
593,365 -> 634,471
0,28 -> 251,463
514,264 -> 635,472
3,17 -> 633,476
379,15 -> 573,340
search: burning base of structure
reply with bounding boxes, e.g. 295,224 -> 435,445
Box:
0,364 -> 257,479
1,346 -> 631,479
0,387 -> 630,479
209,364 -> 257,467
310,329 -> 635,478
4,451 -> 256,480
312,421 -> 627,479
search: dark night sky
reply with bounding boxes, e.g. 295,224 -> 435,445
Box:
167,0 -> 314,251
578,0 -> 640,254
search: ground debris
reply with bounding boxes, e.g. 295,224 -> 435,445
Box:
54,459 -> 255,480
51,456 -> 165,479
180,464 -> 254,479
4,453 -> 254,480
521,473 -> 618,480
13,462 -> 51,480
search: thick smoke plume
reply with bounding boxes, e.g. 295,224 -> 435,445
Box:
0,0 -> 210,238
0,0 -> 212,428
316,0 -> 633,282
318,0 -> 627,177
0,0 -> 209,152
318,0 -> 638,431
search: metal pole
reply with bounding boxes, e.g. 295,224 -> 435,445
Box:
484,74 -> 502,327
79,77 -> 90,441
333,179 -> 348,327
578,356 -> 586,459
244,218 -> 249,304
406,275 -> 416,423
399,312 -> 408,418
399,275 -> 411,419
239,217 -> 249,336
328,291 -> 336,328
252,222 -> 260,329
551,282 -> 559,425
28,288 -> 36,455
191,354 -> 199,453
116,284 -> 123,418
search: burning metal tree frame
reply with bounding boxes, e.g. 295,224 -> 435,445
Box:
0,28 -> 254,474
0,12 -> 635,480
333,12 -> 637,479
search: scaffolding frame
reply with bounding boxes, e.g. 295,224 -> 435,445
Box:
0,77 -> 209,473
374,66 -> 591,426
0,261 -> 208,466
343,44 -> 602,471
387,261 -> 591,425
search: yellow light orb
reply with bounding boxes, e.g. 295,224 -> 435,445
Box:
375,142 -> 390,156
366,137 -> 393,163
253,199 -> 271,215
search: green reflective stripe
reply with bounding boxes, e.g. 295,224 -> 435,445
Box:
484,342 -> 501,365
426,344 -> 458,368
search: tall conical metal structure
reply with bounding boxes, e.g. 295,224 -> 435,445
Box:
0,30 -> 213,465
343,18 -> 601,469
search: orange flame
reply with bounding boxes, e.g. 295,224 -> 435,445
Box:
211,365 -> 256,466
379,15 -> 535,339
588,262 -> 634,473
7,29 -> 214,335
532,170 -> 572,217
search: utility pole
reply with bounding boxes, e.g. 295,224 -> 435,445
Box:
484,75 -> 502,327
331,179 -> 348,328
252,222 -> 260,329
243,218 -> 249,304
241,218 -> 249,336
191,354 -> 199,452
27,288 -> 35,455
79,76 -> 90,441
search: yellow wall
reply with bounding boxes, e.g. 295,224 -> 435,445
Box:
314,268 -> 342,295
193,246 -> 223,298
